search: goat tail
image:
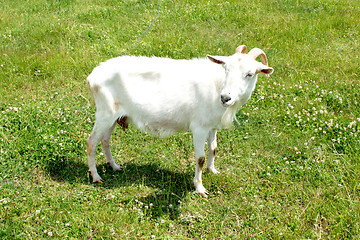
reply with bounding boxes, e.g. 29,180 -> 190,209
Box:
87,79 -> 117,116
86,78 -> 96,106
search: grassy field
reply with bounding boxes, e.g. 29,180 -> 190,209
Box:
1,0 -> 360,239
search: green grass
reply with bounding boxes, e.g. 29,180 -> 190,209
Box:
1,0 -> 360,238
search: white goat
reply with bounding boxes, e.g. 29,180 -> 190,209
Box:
86,45 -> 273,196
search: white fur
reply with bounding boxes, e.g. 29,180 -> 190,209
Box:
86,46 -> 273,196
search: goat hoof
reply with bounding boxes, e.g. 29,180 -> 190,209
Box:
107,162 -> 122,171
208,168 -> 220,174
89,170 -> 104,183
199,191 -> 209,198
95,179 -> 105,184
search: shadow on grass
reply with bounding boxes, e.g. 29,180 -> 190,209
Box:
106,162 -> 194,219
46,158 -> 194,220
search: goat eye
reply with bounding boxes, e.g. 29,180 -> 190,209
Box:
246,73 -> 254,78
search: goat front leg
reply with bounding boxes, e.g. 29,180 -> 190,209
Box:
192,128 -> 209,197
207,129 -> 219,174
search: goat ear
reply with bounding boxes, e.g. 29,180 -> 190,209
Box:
257,65 -> 274,77
207,55 -> 225,65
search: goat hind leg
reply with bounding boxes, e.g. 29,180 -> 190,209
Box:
87,118 -> 116,183
101,122 -> 121,171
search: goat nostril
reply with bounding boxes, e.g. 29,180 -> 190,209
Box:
221,95 -> 231,104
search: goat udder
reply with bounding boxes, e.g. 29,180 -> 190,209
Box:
117,116 -> 129,132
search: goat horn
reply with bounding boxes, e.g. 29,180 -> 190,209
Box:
235,45 -> 247,54
248,48 -> 268,66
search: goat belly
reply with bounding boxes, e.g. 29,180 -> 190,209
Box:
128,114 -> 190,137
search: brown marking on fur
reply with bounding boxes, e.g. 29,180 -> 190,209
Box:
113,102 -> 121,111
198,156 -> 205,170
117,116 -> 128,132
86,138 -> 93,156
92,85 -> 100,94
213,147 -> 217,157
